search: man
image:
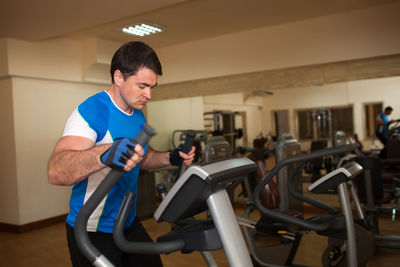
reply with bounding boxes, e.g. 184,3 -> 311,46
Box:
48,41 -> 195,266
375,106 -> 393,158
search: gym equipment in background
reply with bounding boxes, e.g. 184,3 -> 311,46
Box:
275,134 -> 303,212
239,150 -> 304,266
203,110 -> 244,153
344,154 -> 400,249
203,135 -> 232,162
253,144 -> 375,267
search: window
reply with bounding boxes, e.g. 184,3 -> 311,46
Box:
297,106 -> 353,140
331,107 -> 353,135
298,110 -> 313,139
364,102 -> 382,138
273,110 -> 289,137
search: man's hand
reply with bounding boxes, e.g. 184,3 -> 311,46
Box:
169,146 -> 196,166
101,138 -> 144,171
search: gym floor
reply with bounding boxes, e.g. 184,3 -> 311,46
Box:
0,190 -> 399,267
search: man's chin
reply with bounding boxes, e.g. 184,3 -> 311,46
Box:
133,103 -> 146,110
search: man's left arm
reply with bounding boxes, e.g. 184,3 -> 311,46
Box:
141,146 -> 195,170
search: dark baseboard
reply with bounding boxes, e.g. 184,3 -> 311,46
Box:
0,214 -> 68,233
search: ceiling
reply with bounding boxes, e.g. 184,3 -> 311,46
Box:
0,0 -> 398,48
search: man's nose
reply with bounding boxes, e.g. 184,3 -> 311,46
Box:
144,87 -> 152,99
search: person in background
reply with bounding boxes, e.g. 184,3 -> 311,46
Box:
375,106 -> 393,158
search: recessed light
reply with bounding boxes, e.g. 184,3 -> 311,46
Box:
120,23 -> 163,37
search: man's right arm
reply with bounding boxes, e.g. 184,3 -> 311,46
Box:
48,135 -> 144,186
48,136 -> 110,186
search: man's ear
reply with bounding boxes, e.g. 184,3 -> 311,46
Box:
113,70 -> 124,86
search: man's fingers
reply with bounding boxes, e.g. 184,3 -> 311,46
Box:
134,144 -> 144,157
179,146 -> 196,159
123,145 -> 144,171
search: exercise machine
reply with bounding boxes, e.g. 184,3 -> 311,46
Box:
253,144 -> 375,267
239,151 -> 304,266
385,118 -> 400,141
275,134 -> 303,212
344,154 -> 400,249
202,135 -> 232,163
163,129 -> 218,266
203,110 -> 244,153
153,157 -> 257,266
315,161 -> 376,267
74,124 -> 259,266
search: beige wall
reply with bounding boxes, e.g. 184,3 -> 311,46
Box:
157,1 -> 400,84
0,39 -> 8,77
12,77 -> 105,224
0,78 -> 19,224
0,38 -> 111,224
147,97 -> 204,151
7,38 -> 82,82
1,2 -> 400,225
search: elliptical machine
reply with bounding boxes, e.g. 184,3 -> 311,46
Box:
74,124 -> 258,267
339,153 -> 400,249
238,147 -> 304,266
252,144 -> 375,267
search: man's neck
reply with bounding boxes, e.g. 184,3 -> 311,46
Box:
106,86 -> 133,114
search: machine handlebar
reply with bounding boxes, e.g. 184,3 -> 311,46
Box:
113,191 -> 185,254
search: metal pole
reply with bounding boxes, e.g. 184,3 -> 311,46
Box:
207,190 -> 253,267
348,181 -> 365,220
337,182 -> 357,267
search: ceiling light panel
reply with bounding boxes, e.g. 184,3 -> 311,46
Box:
121,23 -> 163,37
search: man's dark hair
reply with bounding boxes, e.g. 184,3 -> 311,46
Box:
384,106 -> 393,113
110,41 -> 162,83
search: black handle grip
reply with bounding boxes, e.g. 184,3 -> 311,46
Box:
74,124 -> 156,266
181,130 -> 196,154
135,124 -> 157,147
156,183 -> 167,200
175,130 -> 196,181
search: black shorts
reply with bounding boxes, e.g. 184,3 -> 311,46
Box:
66,217 -> 163,267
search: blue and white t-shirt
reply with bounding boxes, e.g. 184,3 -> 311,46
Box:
376,112 -> 390,134
64,91 -> 147,233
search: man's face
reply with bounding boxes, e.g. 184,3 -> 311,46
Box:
118,67 -> 158,110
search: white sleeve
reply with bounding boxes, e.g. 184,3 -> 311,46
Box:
62,108 -> 97,142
